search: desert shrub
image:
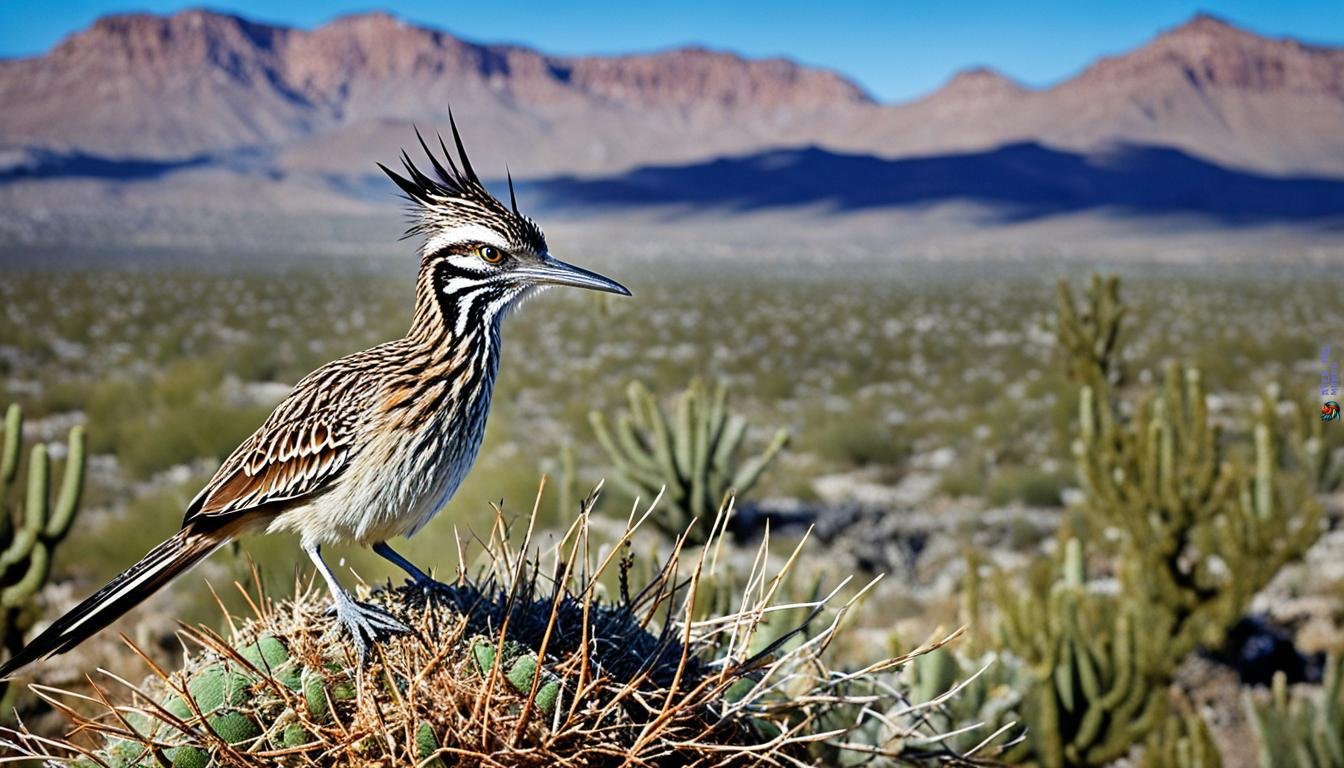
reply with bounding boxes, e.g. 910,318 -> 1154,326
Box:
811,416 -> 913,468
984,464 -> 1067,507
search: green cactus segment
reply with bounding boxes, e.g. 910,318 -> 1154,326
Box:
415,720 -> 447,767
23,445 -> 48,539
208,709 -> 262,745
987,276 -> 1324,767
302,667 -> 331,720
299,663 -> 354,722
911,648 -> 956,706
590,380 -> 789,541
83,633 -> 358,765
1142,699 -> 1222,768
47,425 -> 84,539
1056,273 -> 1125,391
186,665 -> 254,712
415,720 -> 437,756
470,636 -> 562,714
471,640 -> 497,675
239,634 -> 301,689
724,676 -> 758,704
0,405 -> 19,486
166,746 -> 210,768
103,737 -> 152,768
282,722 -> 311,748
0,405 -> 88,715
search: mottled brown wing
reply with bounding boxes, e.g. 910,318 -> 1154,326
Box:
180,342 -> 395,527
184,412 -> 355,524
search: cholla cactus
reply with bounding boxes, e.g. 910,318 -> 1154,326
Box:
590,380 -> 788,540
986,276 -> 1324,766
1076,365 -> 1322,658
901,647 -> 1028,759
1141,696 -> 1221,768
0,403 -> 86,709
1245,656 -> 1344,768
1055,273 -> 1125,391
4,490 -> 1004,766
993,539 -> 1167,767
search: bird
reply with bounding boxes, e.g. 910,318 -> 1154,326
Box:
0,116 -> 630,677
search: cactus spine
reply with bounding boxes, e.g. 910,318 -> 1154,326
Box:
590,380 -> 788,540
1,404 -> 86,704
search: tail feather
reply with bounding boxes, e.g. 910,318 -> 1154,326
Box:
0,529 -> 223,679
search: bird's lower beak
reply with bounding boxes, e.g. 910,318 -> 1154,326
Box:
520,257 -> 631,296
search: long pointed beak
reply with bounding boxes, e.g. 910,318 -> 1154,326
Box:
518,256 -> 631,296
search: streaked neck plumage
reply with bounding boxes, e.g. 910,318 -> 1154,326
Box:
389,260 -> 510,435
407,259 -> 509,354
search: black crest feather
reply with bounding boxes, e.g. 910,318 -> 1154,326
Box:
378,113 -> 546,251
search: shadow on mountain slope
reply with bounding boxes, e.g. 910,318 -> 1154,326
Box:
0,151 -> 213,181
523,142 -> 1344,224
6,141 -> 1343,227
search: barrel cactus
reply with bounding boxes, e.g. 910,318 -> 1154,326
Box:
78,633 -> 337,768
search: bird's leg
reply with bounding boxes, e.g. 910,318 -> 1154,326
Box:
305,543 -> 410,663
373,541 -> 461,607
372,541 -> 435,585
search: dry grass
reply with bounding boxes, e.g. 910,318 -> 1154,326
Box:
2,484 -> 1009,766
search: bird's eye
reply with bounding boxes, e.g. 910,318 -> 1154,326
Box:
478,245 -> 505,264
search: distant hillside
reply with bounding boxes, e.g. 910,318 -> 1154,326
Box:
0,10 -> 871,175
2,11 -> 1342,180
861,14 -> 1344,177
2,9 -> 1343,251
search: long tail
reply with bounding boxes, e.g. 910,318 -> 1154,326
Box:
0,527 -> 226,678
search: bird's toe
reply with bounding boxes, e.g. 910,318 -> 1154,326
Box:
328,595 -> 411,664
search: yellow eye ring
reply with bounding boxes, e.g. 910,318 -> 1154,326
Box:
479,245 -> 505,264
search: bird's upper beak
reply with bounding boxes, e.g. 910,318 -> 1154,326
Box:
516,255 -> 631,296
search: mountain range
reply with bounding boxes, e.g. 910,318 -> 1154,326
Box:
1,9 -> 1342,249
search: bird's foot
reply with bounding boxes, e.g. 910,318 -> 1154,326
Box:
405,574 -> 466,607
326,591 -> 411,664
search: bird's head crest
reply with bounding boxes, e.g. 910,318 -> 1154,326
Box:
378,114 -> 547,258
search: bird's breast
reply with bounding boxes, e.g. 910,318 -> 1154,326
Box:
380,349 -> 499,540
267,337 -> 503,548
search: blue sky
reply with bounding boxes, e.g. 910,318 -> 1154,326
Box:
1,1 -> 1340,102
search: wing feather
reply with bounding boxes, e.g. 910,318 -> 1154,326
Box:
186,416 -> 353,522
182,354 -> 384,525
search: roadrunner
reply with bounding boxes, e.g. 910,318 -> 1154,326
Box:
0,118 -> 629,676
